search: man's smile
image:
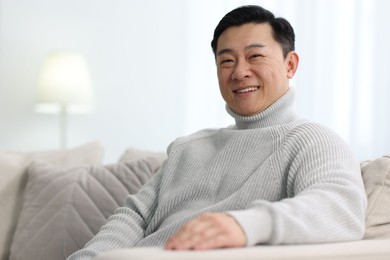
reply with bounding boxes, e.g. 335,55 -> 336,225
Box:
234,86 -> 260,94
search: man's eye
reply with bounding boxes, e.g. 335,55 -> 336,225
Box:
250,54 -> 263,59
219,59 -> 234,65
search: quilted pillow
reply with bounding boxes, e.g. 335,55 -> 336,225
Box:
0,141 -> 103,260
9,157 -> 162,260
361,155 -> 390,239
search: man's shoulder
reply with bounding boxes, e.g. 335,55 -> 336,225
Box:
288,120 -> 340,138
284,119 -> 349,150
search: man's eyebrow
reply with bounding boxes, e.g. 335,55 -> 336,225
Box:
246,43 -> 265,50
217,48 -> 233,56
217,44 -> 265,56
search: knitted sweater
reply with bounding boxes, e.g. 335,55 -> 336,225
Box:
68,88 -> 367,260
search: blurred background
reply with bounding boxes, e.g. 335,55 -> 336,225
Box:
0,0 -> 389,163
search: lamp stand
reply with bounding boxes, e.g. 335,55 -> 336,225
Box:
60,104 -> 67,149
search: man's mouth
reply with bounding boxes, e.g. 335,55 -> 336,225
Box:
234,87 -> 259,94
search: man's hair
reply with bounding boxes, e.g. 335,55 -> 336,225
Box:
211,5 -> 295,58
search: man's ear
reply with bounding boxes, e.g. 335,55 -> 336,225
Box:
286,51 -> 299,79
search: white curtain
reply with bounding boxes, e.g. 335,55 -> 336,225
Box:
182,0 -> 390,161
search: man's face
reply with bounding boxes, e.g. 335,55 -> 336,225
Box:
216,23 -> 298,116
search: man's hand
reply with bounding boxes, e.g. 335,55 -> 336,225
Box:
164,213 -> 246,250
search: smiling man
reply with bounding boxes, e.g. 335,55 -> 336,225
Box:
68,5 -> 367,259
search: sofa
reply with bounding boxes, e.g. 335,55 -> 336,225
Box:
1,141 -> 389,260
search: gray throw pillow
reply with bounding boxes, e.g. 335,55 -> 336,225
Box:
361,155 -> 390,239
0,141 -> 104,260
9,157 -> 162,260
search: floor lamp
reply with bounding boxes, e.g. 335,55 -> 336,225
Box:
35,51 -> 94,149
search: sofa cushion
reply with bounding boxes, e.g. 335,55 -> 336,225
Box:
119,147 -> 167,164
361,155 -> 390,239
9,157 -> 162,260
91,240 -> 390,260
0,142 -> 104,260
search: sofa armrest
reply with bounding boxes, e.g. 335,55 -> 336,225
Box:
92,240 -> 390,260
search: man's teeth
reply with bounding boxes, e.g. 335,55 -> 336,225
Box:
236,87 -> 258,93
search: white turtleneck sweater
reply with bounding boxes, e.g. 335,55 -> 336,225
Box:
68,89 -> 367,260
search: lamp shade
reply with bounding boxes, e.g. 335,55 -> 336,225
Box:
36,51 -> 94,114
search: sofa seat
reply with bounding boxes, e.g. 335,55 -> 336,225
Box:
93,239 -> 390,260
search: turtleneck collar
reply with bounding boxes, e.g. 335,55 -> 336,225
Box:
226,88 -> 299,130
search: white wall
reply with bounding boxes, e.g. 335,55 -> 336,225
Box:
1,0 -> 389,163
0,0 -> 191,162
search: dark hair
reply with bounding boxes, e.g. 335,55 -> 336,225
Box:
211,5 -> 295,58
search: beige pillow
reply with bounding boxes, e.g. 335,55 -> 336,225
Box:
0,142 -> 104,260
361,155 -> 390,239
119,147 -> 167,164
10,157 -> 161,260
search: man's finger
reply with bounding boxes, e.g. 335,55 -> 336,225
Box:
165,216 -> 218,249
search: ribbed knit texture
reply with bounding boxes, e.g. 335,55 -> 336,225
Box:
67,88 -> 367,260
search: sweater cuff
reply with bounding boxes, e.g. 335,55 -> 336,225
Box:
228,208 -> 272,246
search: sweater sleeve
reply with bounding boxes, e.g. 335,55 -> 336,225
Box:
229,123 -> 367,246
66,168 -> 163,260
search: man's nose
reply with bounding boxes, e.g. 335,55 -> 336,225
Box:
231,61 -> 252,80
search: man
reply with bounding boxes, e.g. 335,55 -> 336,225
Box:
68,5 -> 366,259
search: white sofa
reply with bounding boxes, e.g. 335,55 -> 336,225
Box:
93,240 -> 390,260
1,142 -> 389,260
